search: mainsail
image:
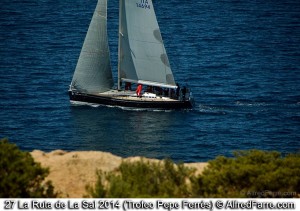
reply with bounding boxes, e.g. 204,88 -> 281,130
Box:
71,0 -> 113,93
118,0 -> 177,89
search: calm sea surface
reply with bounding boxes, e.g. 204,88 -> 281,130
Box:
1,0 -> 299,162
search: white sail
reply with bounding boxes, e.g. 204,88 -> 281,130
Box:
118,0 -> 176,89
71,0 -> 113,93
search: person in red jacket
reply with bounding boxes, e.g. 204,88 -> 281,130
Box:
136,84 -> 143,97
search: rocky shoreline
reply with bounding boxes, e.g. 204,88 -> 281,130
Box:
31,150 -> 208,198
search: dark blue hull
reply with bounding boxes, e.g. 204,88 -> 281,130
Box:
69,91 -> 194,110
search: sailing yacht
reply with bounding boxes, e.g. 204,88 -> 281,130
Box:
69,0 -> 194,109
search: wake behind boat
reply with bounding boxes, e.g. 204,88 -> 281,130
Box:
69,0 -> 194,109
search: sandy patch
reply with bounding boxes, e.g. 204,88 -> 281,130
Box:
31,150 -> 207,197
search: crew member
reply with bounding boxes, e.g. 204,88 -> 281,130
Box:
136,84 -> 143,97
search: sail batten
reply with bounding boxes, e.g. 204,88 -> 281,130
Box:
71,0 -> 113,93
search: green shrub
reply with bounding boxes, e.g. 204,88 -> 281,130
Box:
87,159 -> 195,198
192,150 -> 300,198
0,138 -> 57,198
87,150 -> 299,198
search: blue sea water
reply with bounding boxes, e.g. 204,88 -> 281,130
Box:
0,0 -> 299,162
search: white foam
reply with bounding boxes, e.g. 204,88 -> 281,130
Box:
70,101 -> 100,107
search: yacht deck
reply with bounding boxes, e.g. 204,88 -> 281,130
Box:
96,90 -> 178,102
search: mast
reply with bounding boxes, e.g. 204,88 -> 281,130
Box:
117,0 -> 122,90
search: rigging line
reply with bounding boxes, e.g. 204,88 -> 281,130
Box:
129,38 -> 162,44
